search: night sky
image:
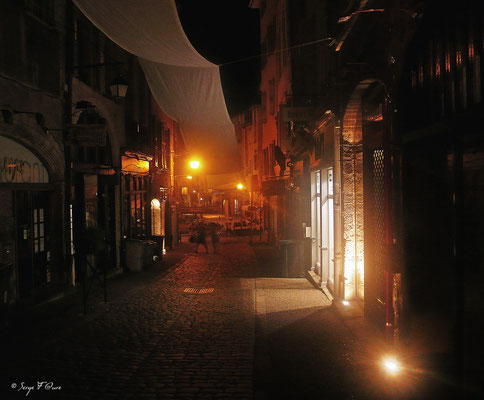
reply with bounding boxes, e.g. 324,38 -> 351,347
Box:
175,0 -> 260,117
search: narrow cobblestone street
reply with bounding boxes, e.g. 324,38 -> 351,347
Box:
1,237 -> 452,399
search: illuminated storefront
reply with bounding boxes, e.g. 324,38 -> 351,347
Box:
310,168 -> 335,293
121,152 -> 151,239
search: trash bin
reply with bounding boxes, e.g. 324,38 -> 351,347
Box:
151,235 -> 165,262
125,239 -> 158,271
142,240 -> 158,266
279,239 -> 305,278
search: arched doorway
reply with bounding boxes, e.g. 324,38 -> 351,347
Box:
0,135 -> 54,299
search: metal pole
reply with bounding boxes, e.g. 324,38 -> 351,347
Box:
384,94 -> 395,342
64,0 -> 74,287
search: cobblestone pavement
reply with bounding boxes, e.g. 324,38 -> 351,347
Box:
2,238 -> 256,399
1,237 -> 454,400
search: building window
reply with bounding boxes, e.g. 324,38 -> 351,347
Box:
151,199 -> 161,236
456,50 -> 462,67
468,42 -> 475,61
445,52 -> 451,73
281,10 -> 287,67
269,79 -> 276,115
418,65 -> 424,86
254,150 -> 258,170
263,148 -> 269,175
314,135 -> 322,160
269,142 -> 275,176
123,174 -> 148,238
411,70 -> 417,88
261,91 -> 268,121
435,56 -> 441,78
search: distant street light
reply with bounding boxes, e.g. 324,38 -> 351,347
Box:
190,160 -> 200,169
381,356 -> 402,376
237,183 -> 244,190
187,175 -> 193,179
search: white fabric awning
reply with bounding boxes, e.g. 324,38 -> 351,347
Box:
74,0 -> 240,175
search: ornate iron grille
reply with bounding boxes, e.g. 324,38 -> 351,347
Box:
373,150 -> 385,300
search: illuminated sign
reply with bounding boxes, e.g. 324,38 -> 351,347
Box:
121,156 -> 150,174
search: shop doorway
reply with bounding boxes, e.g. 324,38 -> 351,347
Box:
311,169 -> 334,290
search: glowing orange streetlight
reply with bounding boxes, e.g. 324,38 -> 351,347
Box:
237,183 -> 244,190
381,355 -> 402,376
187,175 -> 193,180
190,160 -> 200,169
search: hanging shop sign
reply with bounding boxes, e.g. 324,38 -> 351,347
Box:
0,136 -> 49,183
68,124 -> 107,147
121,155 -> 150,174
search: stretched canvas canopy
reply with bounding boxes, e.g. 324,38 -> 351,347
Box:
74,0 -> 240,175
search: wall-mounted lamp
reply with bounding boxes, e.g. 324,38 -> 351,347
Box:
109,75 -> 128,100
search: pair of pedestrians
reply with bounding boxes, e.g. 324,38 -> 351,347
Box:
192,224 -> 219,253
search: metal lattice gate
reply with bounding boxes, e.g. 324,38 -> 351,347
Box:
372,149 -> 386,303
363,144 -> 387,321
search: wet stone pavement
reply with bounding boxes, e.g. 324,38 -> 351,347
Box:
0,237 -> 434,400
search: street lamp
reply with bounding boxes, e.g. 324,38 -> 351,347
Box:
109,74 -> 129,99
187,160 -> 203,206
237,183 -> 244,190
381,355 -> 402,376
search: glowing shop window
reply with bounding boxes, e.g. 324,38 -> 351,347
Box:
151,199 -> 162,236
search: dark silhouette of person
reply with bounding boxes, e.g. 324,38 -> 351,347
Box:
209,226 -> 220,254
194,223 -> 208,253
